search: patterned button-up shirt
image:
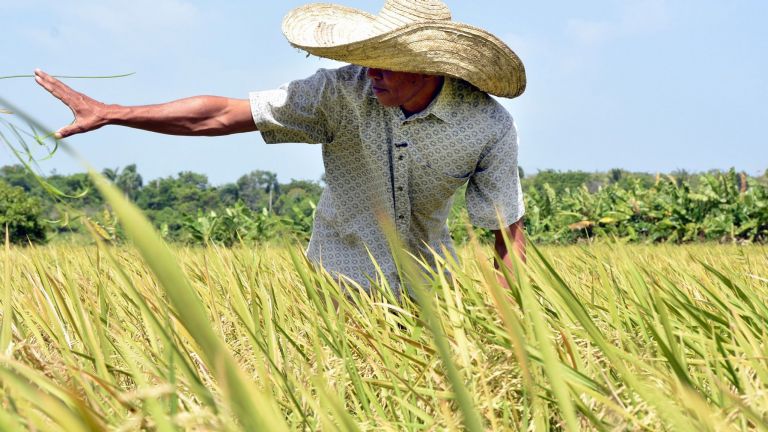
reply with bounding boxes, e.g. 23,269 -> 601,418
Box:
249,65 -> 524,295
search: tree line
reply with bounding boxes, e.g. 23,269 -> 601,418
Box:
1,164 -> 767,245
0,164 -> 321,245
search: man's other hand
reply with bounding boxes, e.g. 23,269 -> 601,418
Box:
492,218 -> 526,288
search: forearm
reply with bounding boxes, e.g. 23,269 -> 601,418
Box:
104,96 -> 256,136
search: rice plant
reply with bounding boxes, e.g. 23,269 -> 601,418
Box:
2,231 -> 767,430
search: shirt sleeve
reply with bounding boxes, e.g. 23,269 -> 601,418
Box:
249,68 -> 337,145
465,121 -> 525,229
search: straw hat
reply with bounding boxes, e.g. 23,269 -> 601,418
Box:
282,0 -> 526,98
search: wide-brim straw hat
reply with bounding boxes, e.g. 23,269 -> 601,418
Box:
282,0 -> 526,98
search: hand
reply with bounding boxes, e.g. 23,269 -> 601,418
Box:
34,69 -> 109,139
496,272 -> 511,290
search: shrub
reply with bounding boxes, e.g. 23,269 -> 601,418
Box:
0,179 -> 47,244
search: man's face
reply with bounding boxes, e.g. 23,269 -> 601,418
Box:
366,68 -> 437,108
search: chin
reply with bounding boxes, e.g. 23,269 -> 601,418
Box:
373,94 -> 397,107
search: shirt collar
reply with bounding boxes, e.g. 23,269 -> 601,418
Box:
422,77 -> 459,124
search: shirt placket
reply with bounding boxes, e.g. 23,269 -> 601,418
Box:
392,122 -> 412,239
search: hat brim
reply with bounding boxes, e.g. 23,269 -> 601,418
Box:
282,4 -> 526,98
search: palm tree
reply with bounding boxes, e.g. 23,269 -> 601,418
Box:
116,164 -> 143,201
102,167 -> 119,182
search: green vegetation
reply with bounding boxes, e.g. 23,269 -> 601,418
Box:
2,164 -> 767,246
521,168 -> 768,244
0,164 -> 322,245
456,168 -> 768,245
0,179 -> 46,244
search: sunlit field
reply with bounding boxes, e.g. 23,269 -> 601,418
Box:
1,97 -> 767,430
2,240 -> 766,431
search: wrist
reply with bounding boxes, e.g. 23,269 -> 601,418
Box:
101,103 -> 127,127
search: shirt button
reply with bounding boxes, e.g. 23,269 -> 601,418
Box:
398,155 -> 404,161
398,215 -> 405,220
397,186 -> 404,192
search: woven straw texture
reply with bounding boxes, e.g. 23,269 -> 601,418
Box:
282,0 -> 526,98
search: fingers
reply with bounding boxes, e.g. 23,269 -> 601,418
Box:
34,69 -> 77,103
34,71 -> 62,100
34,69 -> 63,97
34,69 -> 104,139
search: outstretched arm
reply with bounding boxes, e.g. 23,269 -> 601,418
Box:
34,69 -> 257,139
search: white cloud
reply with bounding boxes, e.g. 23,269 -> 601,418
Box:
566,19 -> 613,46
70,0 -> 200,38
566,0 -> 669,48
559,0 -> 670,73
622,0 -> 669,34
20,0 -> 202,56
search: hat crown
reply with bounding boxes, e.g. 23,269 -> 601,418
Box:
376,0 -> 451,30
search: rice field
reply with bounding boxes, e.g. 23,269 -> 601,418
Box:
0,147 -> 764,431
2,231 -> 767,431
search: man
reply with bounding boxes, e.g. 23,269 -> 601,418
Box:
35,0 -> 526,297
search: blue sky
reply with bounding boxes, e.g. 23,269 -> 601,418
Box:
2,0 -> 766,184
